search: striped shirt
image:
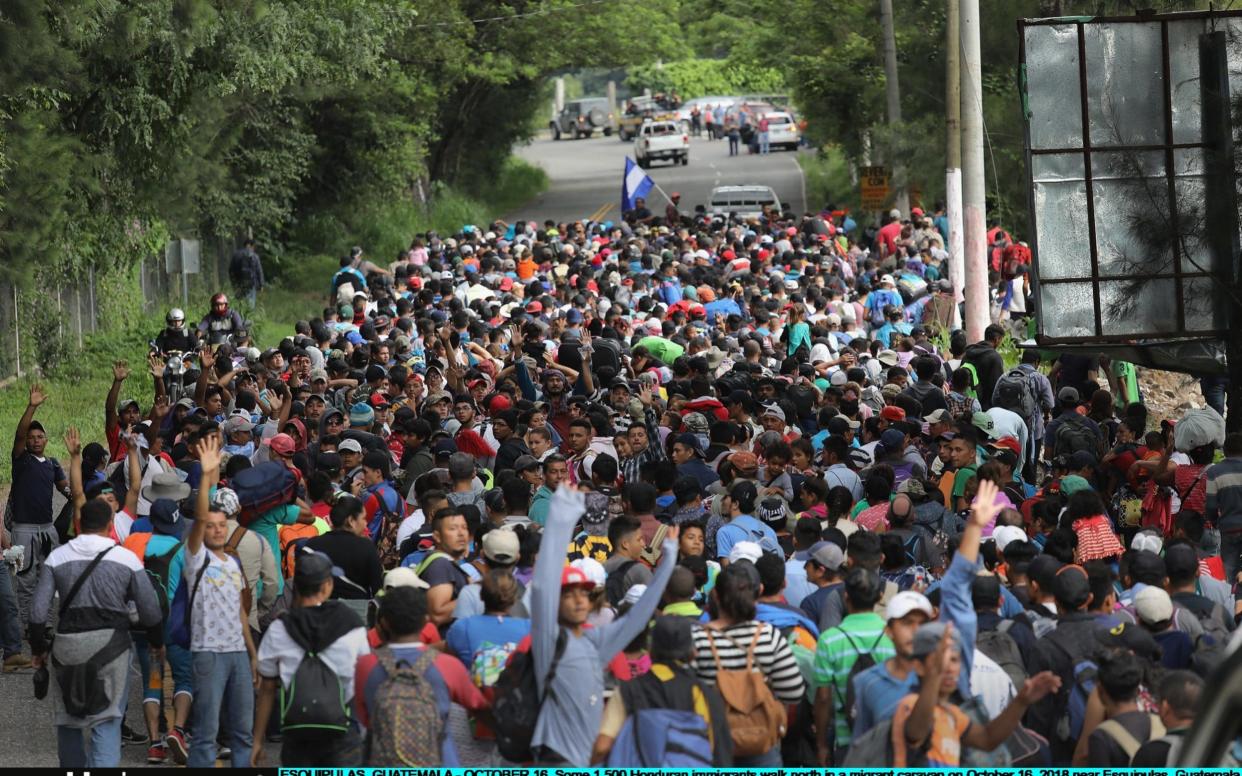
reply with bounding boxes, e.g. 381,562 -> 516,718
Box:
813,611 -> 895,747
689,621 -> 805,703
1205,457 -> 1242,529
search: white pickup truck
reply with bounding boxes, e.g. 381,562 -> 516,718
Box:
635,120 -> 689,167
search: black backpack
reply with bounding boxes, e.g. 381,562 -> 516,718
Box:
605,560 -> 639,608
836,629 -> 887,726
1053,413 -> 1098,458
492,628 -> 568,762
281,649 -> 352,734
144,540 -> 184,618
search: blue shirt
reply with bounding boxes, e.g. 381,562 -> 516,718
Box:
444,614 -> 531,667
851,660 -> 920,740
715,514 -> 780,560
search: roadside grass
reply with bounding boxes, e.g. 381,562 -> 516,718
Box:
798,145 -> 859,213
1,157 -> 549,483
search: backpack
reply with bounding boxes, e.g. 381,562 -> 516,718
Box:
1097,715 -> 1165,762
1053,414 -> 1098,459
231,461 -> 297,525
607,672 -> 715,767
976,621 -> 1027,691
365,646 -> 444,766
280,522 -> 320,579
491,628 -> 568,762
994,368 -> 1037,421
835,629 -> 887,727
591,338 -> 624,376
605,559 -> 639,608
703,626 -> 786,757
1050,634 -> 1097,745
223,525 -> 254,616
1190,630 -> 1228,679
143,540 -> 184,618
372,488 -> 405,569
470,641 -> 519,690
842,719 -> 915,766
167,557 -> 209,648
281,650 -> 352,734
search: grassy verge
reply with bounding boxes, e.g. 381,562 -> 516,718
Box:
0,157 -> 548,483
798,145 -> 860,214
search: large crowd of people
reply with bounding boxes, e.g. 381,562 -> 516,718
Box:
4,200 -> 1239,768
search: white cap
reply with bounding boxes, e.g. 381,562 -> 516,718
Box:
621,584 -> 648,607
880,274 -> 896,287
1131,530 -> 1163,555
727,541 -> 764,565
570,557 -> 606,588
1135,585 -> 1174,624
886,590 -> 934,621
384,567 -> 430,590
991,525 -> 1027,553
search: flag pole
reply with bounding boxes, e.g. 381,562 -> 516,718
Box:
647,178 -> 676,207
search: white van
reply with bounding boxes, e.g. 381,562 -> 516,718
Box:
764,111 -> 799,151
708,185 -> 782,220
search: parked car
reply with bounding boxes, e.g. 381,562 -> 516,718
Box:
550,98 -> 615,140
763,111 -> 800,151
618,96 -> 681,141
635,121 -> 689,167
708,185 -> 782,220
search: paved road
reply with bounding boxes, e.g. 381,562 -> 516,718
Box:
509,130 -> 810,224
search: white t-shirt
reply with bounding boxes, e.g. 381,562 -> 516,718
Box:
184,545 -> 247,653
256,617 -> 370,699
970,648 -> 1016,719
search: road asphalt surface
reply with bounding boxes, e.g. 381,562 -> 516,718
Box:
509,130 -> 810,224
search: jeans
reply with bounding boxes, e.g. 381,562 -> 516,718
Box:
11,523 -> 56,630
728,135 -> 739,155
189,651 -> 254,767
1221,527 -> 1242,585
759,131 -> 770,154
57,717 -> 122,768
1201,376 -> 1229,418
0,560 -> 23,656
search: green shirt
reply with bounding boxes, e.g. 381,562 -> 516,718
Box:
637,336 -> 685,366
952,465 -> 978,499
812,611 -> 895,747
250,504 -> 300,593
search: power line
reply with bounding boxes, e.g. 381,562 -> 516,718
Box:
409,0 -> 618,29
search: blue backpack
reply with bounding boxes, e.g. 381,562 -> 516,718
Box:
608,708 -> 713,767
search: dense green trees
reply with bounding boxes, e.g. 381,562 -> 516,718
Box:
0,0 -> 680,287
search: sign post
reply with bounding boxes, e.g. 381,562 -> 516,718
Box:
859,166 -> 891,211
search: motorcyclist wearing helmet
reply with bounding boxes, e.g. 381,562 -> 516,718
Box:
154,308 -> 199,355
197,293 -> 246,346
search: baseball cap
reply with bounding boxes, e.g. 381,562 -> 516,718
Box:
1028,554 -> 1065,591
971,411 -> 998,439
826,416 -> 860,435
970,573 -> 1002,608
886,590 -> 934,621
223,415 -> 254,435
1059,474 -> 1092,495
727,541 -> 764,565
808,541 -> 845,571
989,436 -> 1022,457
294,548 -> 342,587
513,454 -> 541,472
1130,530 -> 1164,555
991,525 -> 1027,553
384,566 -> 430,590
879,273 -> 896,286
1094,621 -> 1160,661
482,528 -> 520,565
563,559 -> 603,589
1164,544 -> 1200,582
265,433 -> 296,456
911,621 -> 963,659
1053,564 -> 1091,609
880,405 -> 906,422
761,404 -> 785,421
1128,550 -> 1167,583
728,451 -> 759,472
149,499 -> 186,540
1068,450 -> 1098,470
338,438 -> 363,454
1058,386 -> 1081,404
674,432 -> 704,457
879,428 -> 906,452
923,409 -> 952,424
1135,585 -> 1175,624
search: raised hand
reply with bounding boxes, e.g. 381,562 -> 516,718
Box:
198,346 -> 216,371
1017,670 -> 1062,704
148,354 -> 164,378
63,427 -> 81,456
197,433 -> 222,476
151,395 -> 171,419
970,478 -> 1004,529
28,383 -> 47,407
112,360 -> 130,382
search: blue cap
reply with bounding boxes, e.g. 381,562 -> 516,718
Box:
149,498 -> 186,540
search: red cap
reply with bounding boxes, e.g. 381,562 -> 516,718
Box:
722,249 -> 736,261
499,277 -> 514,291
525,301 -> 543,313
880,406 -> 906,422
467,378 -> 489,389
989,436 -> 1022,456
561,565 -> 597,589
266,433 -> 296,456
911,207 -> 924,216
369,392 -> 390,408
488,394 -> 512,413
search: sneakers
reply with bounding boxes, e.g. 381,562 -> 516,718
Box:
2,653 -> 31,672
165,727 -> 189,765
216,743 -> 232,761
147,743 -> 168,764
120,722 -> 149,746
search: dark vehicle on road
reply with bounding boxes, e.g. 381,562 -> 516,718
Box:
550,98 -> 615,140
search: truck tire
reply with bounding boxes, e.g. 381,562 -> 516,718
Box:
681,153 -> 689,166
603,127 -> 613,137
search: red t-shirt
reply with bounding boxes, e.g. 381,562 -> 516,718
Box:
366,622 -> 440,650
877,221 -> 902,256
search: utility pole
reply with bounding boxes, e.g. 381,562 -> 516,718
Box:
960,0 -> 988,342
879,0 -> 910,214
945,0 -> 964,328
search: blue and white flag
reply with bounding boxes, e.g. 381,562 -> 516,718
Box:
622,157 -> 654,212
